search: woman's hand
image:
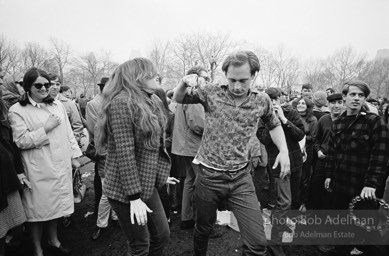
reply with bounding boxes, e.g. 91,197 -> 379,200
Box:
17,173 -> 32,190
130,199 -> 153,225
166,177 -> 180,185
44,114 -> 61,133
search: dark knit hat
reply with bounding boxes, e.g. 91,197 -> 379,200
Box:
59,85 -> 70,93
265,87 -> 281,99
327,93 -> 342,102
312,91 -> 328,107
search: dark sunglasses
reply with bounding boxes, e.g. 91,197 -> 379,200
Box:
33,83 -> 51,90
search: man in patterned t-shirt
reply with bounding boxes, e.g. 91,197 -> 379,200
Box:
173,50 -> 290,256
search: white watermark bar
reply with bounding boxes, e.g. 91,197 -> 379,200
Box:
264,210 -> 389,245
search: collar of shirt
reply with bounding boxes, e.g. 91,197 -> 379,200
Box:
28,94 -> 57,108
219,84 -> 259,96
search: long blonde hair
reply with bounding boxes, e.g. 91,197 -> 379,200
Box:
96,58 -> 166,151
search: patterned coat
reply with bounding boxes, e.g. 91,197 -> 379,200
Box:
103,92 -> 171,203
325,111 -> 389,197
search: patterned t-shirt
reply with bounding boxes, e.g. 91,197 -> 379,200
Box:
180,84 -> 280,171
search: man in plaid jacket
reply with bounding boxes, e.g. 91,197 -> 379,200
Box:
325,80 -> 389,256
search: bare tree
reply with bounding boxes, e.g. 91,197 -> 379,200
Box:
66,67 -> 91,97
326,46 -> 368,91
272,46 -> 300,93
20,42 -> 49,72
50,37 -> 71,82
302,59 -> 330,91
172,34 -> 199,78
74,52 -> 105,95
100,50 -> 119,77
149,40 -> 171,84
358,58 -> 389,97
252,47 -> 277,89
0,36 -> 22,76
193,32 -> 236,80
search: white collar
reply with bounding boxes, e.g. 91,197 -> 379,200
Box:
28,94 -> 57,108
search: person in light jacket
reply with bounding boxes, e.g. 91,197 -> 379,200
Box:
8,68 -> 82,256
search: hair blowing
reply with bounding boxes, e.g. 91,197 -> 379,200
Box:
96,58 -> 166,151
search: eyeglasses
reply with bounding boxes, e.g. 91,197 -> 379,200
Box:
32,83 -> 51,90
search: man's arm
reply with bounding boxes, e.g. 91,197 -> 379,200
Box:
68,101 -> 84,135
361,116 -> 389,199
269,125 -> 290,179
86,101 -> 98,139
314,118 -> 323,154
172,75 -> 207,105
283,109 -> 305,141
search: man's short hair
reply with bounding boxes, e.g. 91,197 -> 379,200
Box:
302,83 -> 313,90
59,85 -> 70,93
265,87 -> 281,100
342,79 -> 370,98
186,66 -> 207,76
221,51 -> 260,76
48,73 -> 61,83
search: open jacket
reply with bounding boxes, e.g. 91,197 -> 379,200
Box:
103,92 -> 170,203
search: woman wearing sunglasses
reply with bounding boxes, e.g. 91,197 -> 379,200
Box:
7,67 -> 82,256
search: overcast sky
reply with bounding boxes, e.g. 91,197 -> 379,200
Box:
0,0 -> 388,63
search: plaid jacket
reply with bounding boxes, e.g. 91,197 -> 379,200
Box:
325,111 -> 389,197
103,93 -> 170,203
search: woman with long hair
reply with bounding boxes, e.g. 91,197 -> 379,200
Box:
0,89 -> 27,256
8,67 -> 82,256
292,97 -> 318,212
96,58 -> 178,256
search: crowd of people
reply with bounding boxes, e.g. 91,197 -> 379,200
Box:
1,50 -> 389,256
